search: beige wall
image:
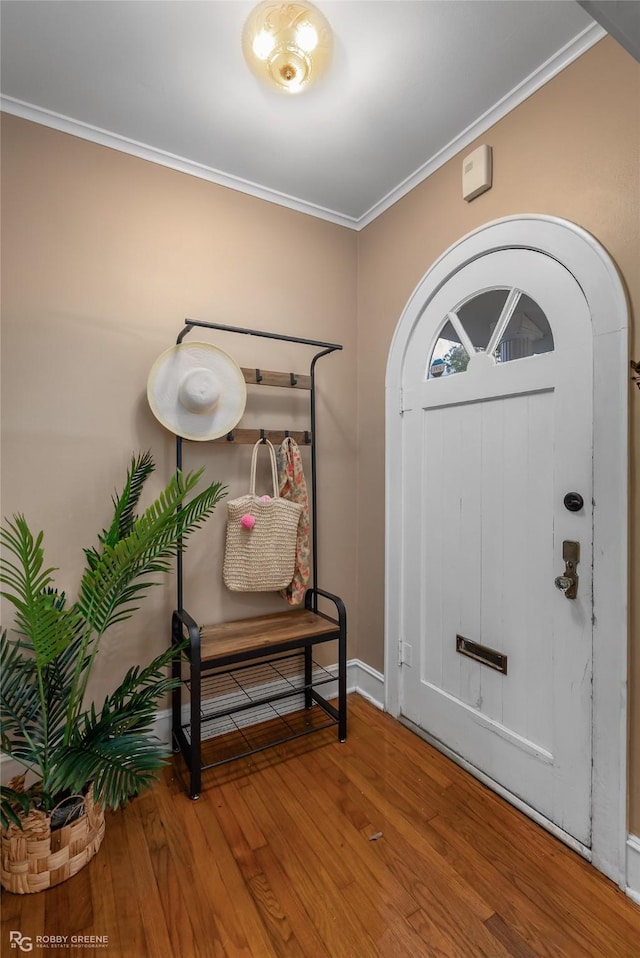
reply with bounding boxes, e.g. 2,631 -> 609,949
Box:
355,37 -> 640,828
0,114 -> 358,706
2,35 -> 639,831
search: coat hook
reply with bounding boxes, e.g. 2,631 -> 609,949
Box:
290,372 -> 298,386
284,429 -> 290,438
226,431 -> 235,442
260,428 -> 266,442
255,368 -> 263,384
304,430 -> 311,445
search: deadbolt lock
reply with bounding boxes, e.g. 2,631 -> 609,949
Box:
554,540 -> 580,599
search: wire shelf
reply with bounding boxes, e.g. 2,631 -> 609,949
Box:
178,651 -> 339,769
184,700 -> 338,770
183,651 -> 338,724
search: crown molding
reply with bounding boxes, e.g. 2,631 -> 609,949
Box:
355,22 -> 606,230
0,22 -> 605,232
0,94 -> 359,231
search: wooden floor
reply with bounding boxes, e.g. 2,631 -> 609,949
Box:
3,694 -> 640,957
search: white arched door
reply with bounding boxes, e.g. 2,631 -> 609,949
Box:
385,217 -> 628,875
400,248 -> 592,842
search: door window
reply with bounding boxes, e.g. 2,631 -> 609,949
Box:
427,287 -> 554,377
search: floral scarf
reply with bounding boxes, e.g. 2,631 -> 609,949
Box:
276,437 -> 310,605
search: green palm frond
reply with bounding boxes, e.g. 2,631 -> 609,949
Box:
49,644 -> 182,808
106,642 -> 184,706
43,634 -> 89,737
0,785 -> 31,831
107,450 -> 156,543
76,470 -> 226,637
53,734 -> 170,811
0,629 -> 43,771
0,520 -> 53,597
0,520 -> 84,669
84,451 -> 155,570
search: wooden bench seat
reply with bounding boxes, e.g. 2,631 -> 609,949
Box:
199,609 -> 340,663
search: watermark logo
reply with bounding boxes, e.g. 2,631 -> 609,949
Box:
9,932 -> 33,952
9,932 -> 109,951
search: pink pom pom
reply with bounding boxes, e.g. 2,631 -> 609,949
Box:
260,495 -> 271,501
241,514 -> 255,530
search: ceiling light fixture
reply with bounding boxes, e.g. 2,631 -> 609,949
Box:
242,1 -> 333,94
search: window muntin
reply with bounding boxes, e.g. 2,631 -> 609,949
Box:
427,288 -> 553,378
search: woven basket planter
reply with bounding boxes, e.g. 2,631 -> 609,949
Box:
1,785 -> 105,894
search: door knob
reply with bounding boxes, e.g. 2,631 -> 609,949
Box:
563,492 -> 584,512
555,540 -> 580,599
555,575 -> 573,592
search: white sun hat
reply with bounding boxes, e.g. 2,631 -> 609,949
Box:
147,341 -> 247,441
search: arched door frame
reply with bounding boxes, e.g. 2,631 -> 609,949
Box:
385,215 -> 629,886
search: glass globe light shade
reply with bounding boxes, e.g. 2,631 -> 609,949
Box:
242,1 -> 333,94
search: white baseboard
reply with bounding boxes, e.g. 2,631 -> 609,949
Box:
627,834 -> 640,905
349,658 -> 385,710
0,753 -> 24,784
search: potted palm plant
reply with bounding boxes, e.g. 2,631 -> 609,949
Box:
0,452 -> 225,893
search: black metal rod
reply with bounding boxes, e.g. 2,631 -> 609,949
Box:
176,436 -> 184,614
310,689 -> 340,723
199,719 -> 337,771
304,647 -> 313,710
189,624 -> 202,799
177,318 -> 342,352
171,612 -> 183,754
309,346 -> 336,611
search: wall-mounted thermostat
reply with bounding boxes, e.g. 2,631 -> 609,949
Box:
462,144 -> 492,201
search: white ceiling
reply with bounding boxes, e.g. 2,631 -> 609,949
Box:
0,1 -> 602,229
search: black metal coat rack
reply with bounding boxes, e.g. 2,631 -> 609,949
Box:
174,318 -> 342,613
169,319 -> 347,798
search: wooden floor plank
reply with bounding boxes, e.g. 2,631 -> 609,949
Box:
433,786 -> 638,958
258,758 -> 356,890
252,842 -> 333,958
341,878 -> 428,958
153,775 -> 264,958
2,875 -> 46,949
218,779 -> 268,852
2,694 -> 639,958
484,913 -> 543,958
46,867 -> 95,958
240,770 -> 380,958
98,796 -> 150,958
423,811 -> 584,958
291,747 -> 420,918
173,778 -> 281,958
318,738 -> 497,924
134,787 -> 207,958
347,704 -> 456,791
408,907 -> 487,958
124,798 -> 173,958
87,840 -> 124,958
245,868 -> 304,958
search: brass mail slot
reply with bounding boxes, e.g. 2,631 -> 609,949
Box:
456,635 -> 508,674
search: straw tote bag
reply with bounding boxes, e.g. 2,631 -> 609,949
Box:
223,440 -> 303,592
